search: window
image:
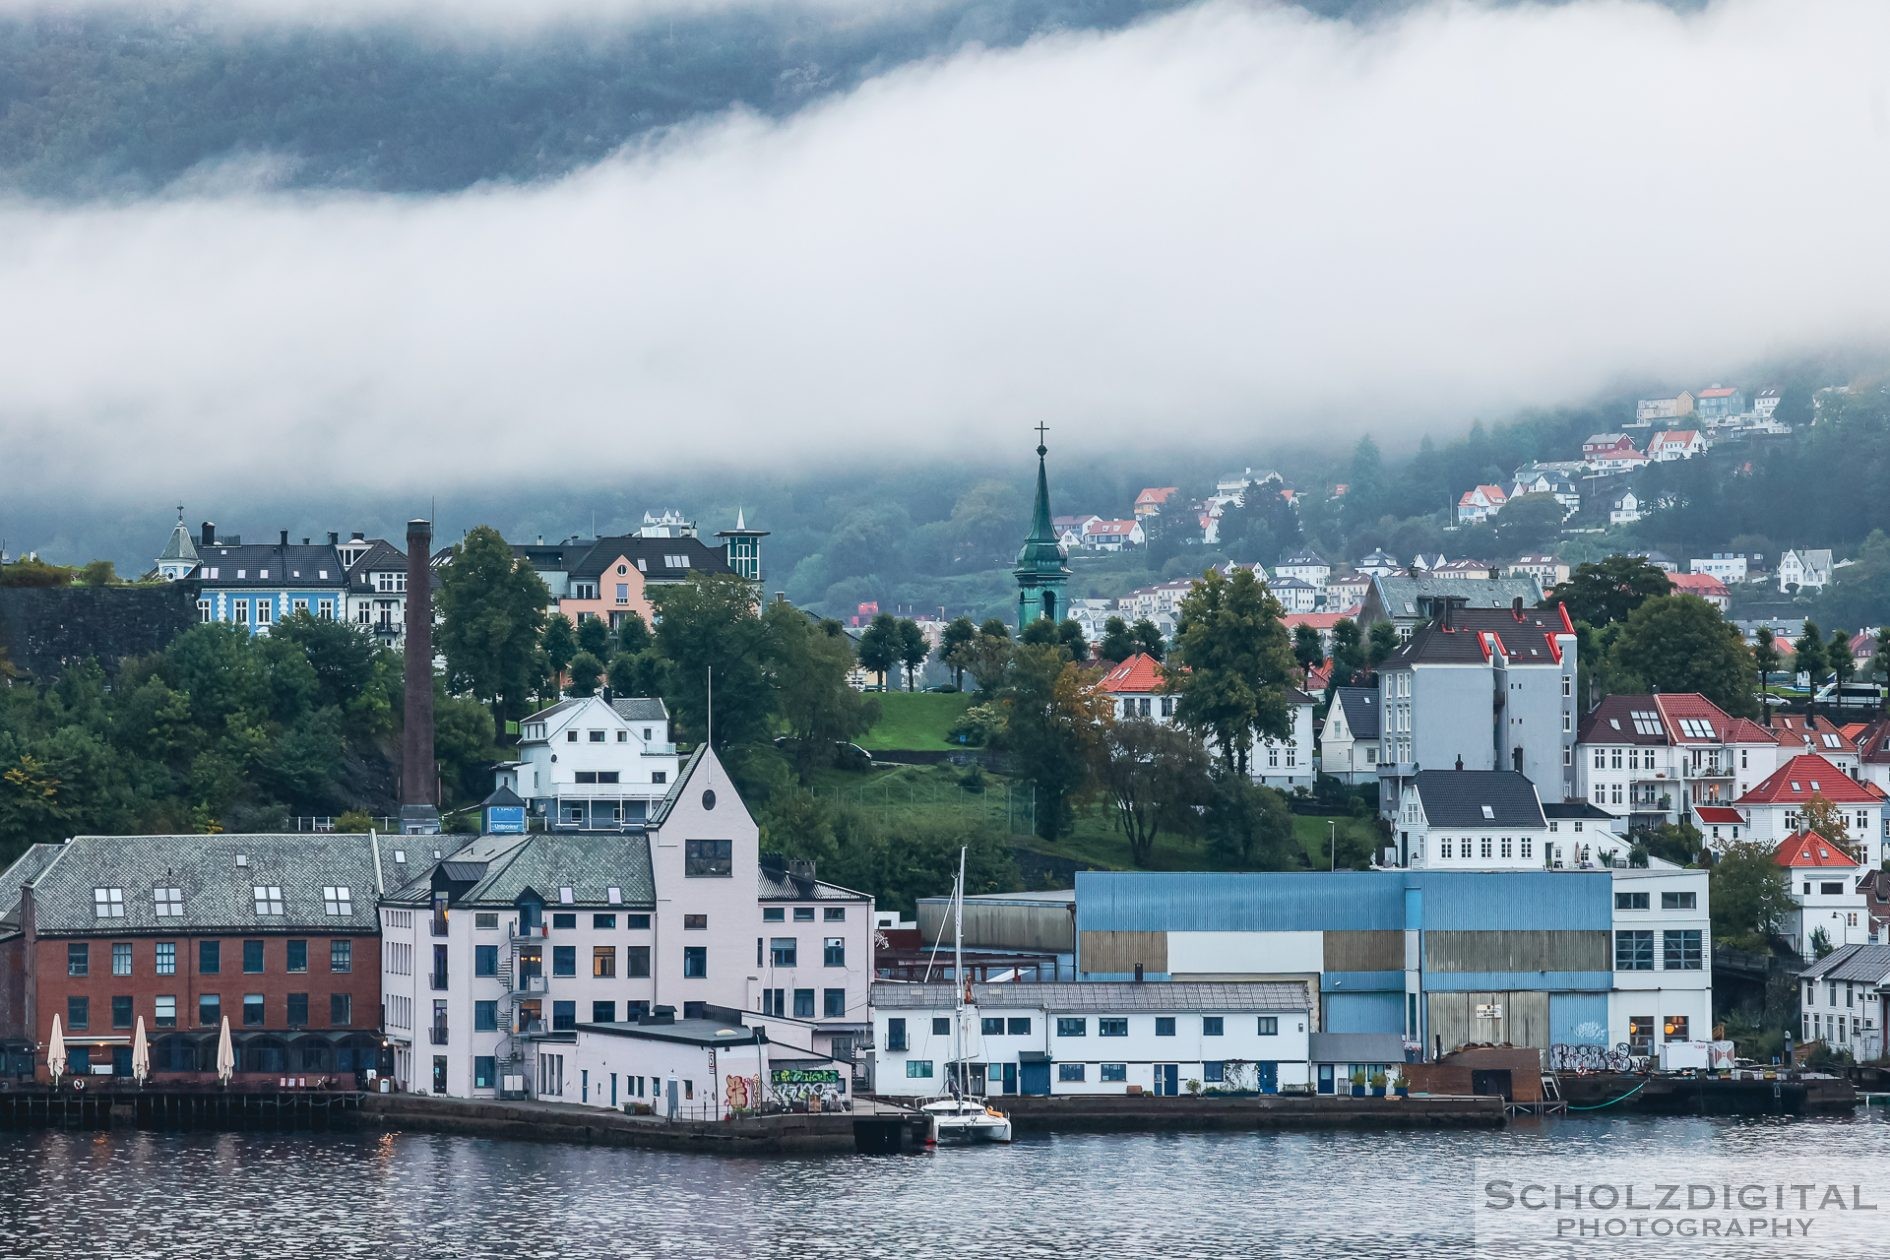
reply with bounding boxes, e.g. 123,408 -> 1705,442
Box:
1007,1017 -> 1030,1036
552,1001 -> 576,1032
243,994 -> 265,1027
1059,1063 -> 1086,1082
1155,1017 -> 1176,1037
1440,838 -> 1453,860
1822,881 -> 1845,896
566,730 -> 578,743
685,839 -> 733,877
932,1017 -> 951,1036
1500,836 -> 1514,859
67,996 -> 88,1030
1664,1015 -> 1690,1042
154,996 -> 176,1029
824,908 -> 847,922
1661,891 -> 1697,911
824,938 -> 846,967
1203,1061 -> 1225,1084
254,886 -> 285,915
1099,1018 -> 1128,1037
552,946 -> 576,977
1663,930 -> 1704,971
199,995 -> 220,1026
155,942 -> 176,976
590,913 -> 618,931
1257,1017 -> 1279,1035
1614,891 -> 1650,911
794,989 -> 815,1019
1203,1016 -> 1224,1036
1615,930 -> 1655,971
474,1057 -> 496,1091
94,887 -> 125,918
981,1016 -> 1004,1036
154,887 -> 184,917
1100,1063 -> 1128,1083
474,1001 -> 498,1032
683,915 -> 708,931
1479,837 -> 1493,860
244,940 -> 265,974
552,912 -> 577,930
905,1061 -> 935,1079
111,995 -> 132,1029
331,994 -> 352,1025
592,1001 -> 617,1024
330,939 -> 353,973
287,940 -> 308,973
770,938 -> 798,967
67,944 -> 88,977
110,942 -> 132,976
1057,1017 -> 1086,1038
825,989 -> 847,1018
588,730 -> 606,743
287,993 -> 309,1027
625,946 -> 651,978
763,908 -> 785,922
323,887 -> 352,916
1521,837 -> 1533,860
886,1018 -> 908,1050
683,947 -> 707,978
627,914 -> 650,930
593,947 -> 616,978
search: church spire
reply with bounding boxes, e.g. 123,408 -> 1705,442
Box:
1027,423 -> 1056,545
1014,424 -> 1071,628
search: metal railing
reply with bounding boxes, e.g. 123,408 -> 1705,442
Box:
428,971 -> 449,991
427,1024 -> 449,1046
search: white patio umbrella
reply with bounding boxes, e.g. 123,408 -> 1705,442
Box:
131,1015 -> 150,1086
216,1015 -> 235,1086
46,1014 -> 66,1088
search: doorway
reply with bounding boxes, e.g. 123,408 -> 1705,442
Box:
1317,1064 -> 1335,1095
1153,1064 -> 1180,1096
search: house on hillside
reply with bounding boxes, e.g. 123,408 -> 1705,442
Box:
1509,465 -> 1582,515
1509,556 -> 1569,590
1323,573 -> 1372,610
1133,487 -> 1180,520
1609,490 -> 1645,526
1096,653 -> 1315,791
497,695 -> 681,829
1320,687 -> 1380,785
1455,484 -> 1507,525
1753,388 -> 1782,421
1695,386 -> 1746,423
1775,833 -> 1870,958
1647,430 -> 1707,462
1274,551 -> 1331,589
1356,574 -> 1544,640
1636,392 -> 1695,424
1429,559 -> 1499,581
1268,576 -> 1319,614
1667,572 -> 1729,613
1690,554 -> 1752,584
1356,549 -> 1401,577
1778,549 -> 1835,593
1055,515 -> 1102,552
1081,519 -> 1144,552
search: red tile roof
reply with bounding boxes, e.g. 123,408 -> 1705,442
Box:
1699,387 -> 1738,398
1135,487 -> 1179,506
1768,713 -> 1855,755
1283,612 -> 1353,631
1738,754 -> 1880,805
1694,805 -> 1745,825
1773,831 -> 1859,869
1095,652 -> 1165,695
1668,572 -> 1727,597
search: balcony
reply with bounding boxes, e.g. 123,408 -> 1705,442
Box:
510,923 -> 547,941
430,916 -> 450,938
428,1024 -> 449,1046
512,973 -> 547,996
428,971 -> 449,991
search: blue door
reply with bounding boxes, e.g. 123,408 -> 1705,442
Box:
1000,1063 -> 1017,1094
111,1046 -> 133,1078
610,1074 -> 618,1107
1317,1064 -> 1335,1095
1155,1064 -> 1180,1096
1257,1061 -> 1279,1094
1019,1061 -> 1051,1096
581,1069 -> 589,1104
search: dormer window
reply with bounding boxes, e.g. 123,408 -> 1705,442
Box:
253,886 -> 285,915
154,887 -> 184,917
93,887 -> 125,918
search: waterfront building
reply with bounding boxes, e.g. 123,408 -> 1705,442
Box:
495,694 -> 681,829
1069,869 -> 1711,1061
869,982 -> 1314,1098
1014,431 -> 1072,628
1798,943 -> 1890,1060
1095,652 -> 1315,791
1375,598 -> 1577,817
378,749 -> 875,1099
0,833 -> 392,1082
545,1005 -> 772,1118
1308,1033 -> 1409,1094
1773,831 -> 1870,957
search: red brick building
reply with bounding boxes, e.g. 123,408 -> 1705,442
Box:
0,833 -> 396,1082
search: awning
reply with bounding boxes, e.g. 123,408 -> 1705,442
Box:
1018,1051 -> 1050,1063
64,1036 -> 131,1047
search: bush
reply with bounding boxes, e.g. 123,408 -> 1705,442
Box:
335,809 -> 377,833
957,763 -> 986,793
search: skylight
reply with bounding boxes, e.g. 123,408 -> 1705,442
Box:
1630,710 -> 1663,736
1678,718 -> 1715,739
1480,805 -> 1495,820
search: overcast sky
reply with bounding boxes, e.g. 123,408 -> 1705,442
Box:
3,0 -> 1887,494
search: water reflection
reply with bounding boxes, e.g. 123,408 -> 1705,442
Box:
0,1114 -> 1884,1258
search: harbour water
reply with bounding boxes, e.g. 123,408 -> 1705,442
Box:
3,1114 -> 1888,1258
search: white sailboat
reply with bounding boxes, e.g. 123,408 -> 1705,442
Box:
925,848 -> 1013,1145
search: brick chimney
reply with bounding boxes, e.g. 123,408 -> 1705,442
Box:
401,519 -> 438,820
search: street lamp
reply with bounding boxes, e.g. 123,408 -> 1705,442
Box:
1329,820 -> 1337,871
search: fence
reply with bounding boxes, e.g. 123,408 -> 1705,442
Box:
294,816 -> 398,833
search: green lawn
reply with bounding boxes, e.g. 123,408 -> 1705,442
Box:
860,691 -> 974,751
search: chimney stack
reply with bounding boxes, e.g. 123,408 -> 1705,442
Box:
279,529 -> 289,547
401,518 -> 439,828
201,521 -> 215,547
328,532 -> 339,546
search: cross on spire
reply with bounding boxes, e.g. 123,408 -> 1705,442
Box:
1035,422 -> 1049,455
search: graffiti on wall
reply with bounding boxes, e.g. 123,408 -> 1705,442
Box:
771,1067 -> 845,1108
724,1074 -> 758,1115
1548,1043 -> 1636,1073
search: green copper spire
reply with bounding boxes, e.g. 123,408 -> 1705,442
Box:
1014,424 -> 1071,627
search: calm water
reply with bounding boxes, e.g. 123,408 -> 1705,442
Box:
1,1114 -> 1888,1259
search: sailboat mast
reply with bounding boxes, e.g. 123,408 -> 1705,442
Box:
955,846 -> 966,1095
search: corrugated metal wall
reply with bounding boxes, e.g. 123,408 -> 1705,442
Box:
1428,990 -> 1550,1054
1323,992 -> 1405,1034
1324,930 -> 1404,972
916,898 -> 1075,953
1077,930 -> 1167,976
1549,992 -> 1611,1045
1412,872 -> 1611,932
1423,930 -> 1610,974
1075,872 -> 1406,933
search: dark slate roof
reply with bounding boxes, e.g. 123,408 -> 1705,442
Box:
1385,605 -> 1572,668
25,833 -> 398,935
188,542 -> 347,588
481,784 -> 526,808
522,697 -> 588,725
1412,771 -> 1546,829
611,698 -> 669,723
578,1018 -> 764,1047
158,520 -> 198,564
869,982 -> 1311,1012
1309,1032 -> 1408,1063
344,539 -> 407,584
1542,802 -> 1617,821
391,831 -> 656,908
757,868 -> 871,902
566,536 -> 735,583
0,844 -> 64,932
1802,942 -> 1890,983
1333,687 -> 1380,740
1371,574 -> 1543,620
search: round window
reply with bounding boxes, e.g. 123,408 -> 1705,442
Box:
618,564 -> 627,575
702,789 -> 717,811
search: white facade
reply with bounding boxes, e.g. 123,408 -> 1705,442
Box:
1780,857 -> 1871,959
545,1018 -> 772,1118
1319,691 -> 1378,785
1690,554 -> 1750,584
498,695 -> 680,828
1608,867 -> 1714,1054
1800,948 -> 1889,1060
871,983 -> 1314,1098
1777,549 -> 1834,593
1270,576 -> 1319,614
1098,655 -> 1315,791
1609,490 -> 1644,525
757,870 -> 877,1064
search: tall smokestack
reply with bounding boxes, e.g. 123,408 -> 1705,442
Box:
401,518 -> 438,828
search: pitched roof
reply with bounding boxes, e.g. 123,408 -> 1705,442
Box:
563,535 -> 736,584
1095,652 -> 1165,694
1774,831 -> 1859,870
1694,806 -> 1745,825
868,982 -> 1311,1013
1853,719 -> 1890,765
344,538 -> 407,583
23,833 -> 400,935
1369,574 -> 1544,620
1084,519 -> 1139,536
1801,941 -> 1890,982
391,830 -> 656,908
1668,572 -> 1727,597
1767,714 -> 1856,756
1738,754 -> 1880,805
611,697 -> 669,724
1134,487 -> 1179,506
1385,604 -> 1572,668
1410,770 -> 1546,829
1578,694 -> 1739,746
1698,387 -> 1739,399
1332,686 -> 1380,741
1308,1032 -> 1409,1064
188,542 -> 347,588
158,519 -> 198,564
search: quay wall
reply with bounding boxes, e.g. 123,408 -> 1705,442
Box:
989,1093 -> 1506,1132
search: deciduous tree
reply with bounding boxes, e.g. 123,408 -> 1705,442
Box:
436,525 -> 551,727
1607,595 -> 1757,717
1095,719 -> 1212,866
1167,567 -> 1295,776
1547,555 -> 1672,628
